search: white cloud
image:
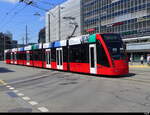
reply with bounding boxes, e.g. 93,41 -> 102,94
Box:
0,0 -> 19,3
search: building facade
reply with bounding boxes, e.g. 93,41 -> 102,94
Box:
0,33 -> 13,60
46,0 -> 81,42
81,0 -> 150,38
12,40 -> 18,48
38,27 -> 46,43
81,0 -> 150,62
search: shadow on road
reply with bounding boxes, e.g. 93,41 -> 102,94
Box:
97,73 -> 136,79
0,67 -> 14,73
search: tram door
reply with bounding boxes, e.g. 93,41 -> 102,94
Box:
11,52 -> 13,64
56,48 -> 63,70
26,51 -> 30,65
14,52 -> 17,64
46,49 -> 51,68
89,44 -> 97,74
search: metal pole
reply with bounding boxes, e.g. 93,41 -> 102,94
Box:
48,13 -> 51,42
58,5 -> 61,41
25,25 -> 28,45
3,34 -> 6,61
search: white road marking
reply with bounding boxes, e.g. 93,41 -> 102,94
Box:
17,93 -> 24,96
3,80 -> 49,112
38,107 -> 49,112
6,86 -> 11,88
28,101 -> 38,106
9,87 -> 15,90
22,97 -> 31,101
13,90 -> 19,93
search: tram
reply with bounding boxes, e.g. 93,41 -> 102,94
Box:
5,33 -> 129,76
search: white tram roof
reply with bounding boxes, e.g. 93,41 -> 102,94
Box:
69,34 -> 93,46
43,42 -> 52,49
12,48 -> 18,52
24,45 -> 32,51
5,49 -> 11,53
43,40 -> 67,49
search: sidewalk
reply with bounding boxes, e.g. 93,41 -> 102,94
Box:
129,62 -> 150,68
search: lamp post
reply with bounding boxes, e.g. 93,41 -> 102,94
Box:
3,34 -> 6,61
58,5 -> 65,41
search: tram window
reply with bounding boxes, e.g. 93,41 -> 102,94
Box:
33,50 -> 43,61
81,44 -> 89,63
6,53 -> 11,59
63,47 -> 68,62
33,51 -> 38,61
39,50 -> 43,61
56,50 -> 59,65
30,53 -> 33,61
69,44 -> 89,63
23,52 -> 26,60
51,48 -> 56,62
60,50 -> 63,65
90,47 -> 95,67
42,51 -> 45,62
70,45 -> 81,63
97,41 -> 109,67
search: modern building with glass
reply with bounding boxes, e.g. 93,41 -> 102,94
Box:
81,0 -> 150,62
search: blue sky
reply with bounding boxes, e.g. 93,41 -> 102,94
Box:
0,0 -> 66,44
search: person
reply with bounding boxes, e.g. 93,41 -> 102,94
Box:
140,55 -> 144,64
147,54 -> 150,65
130,56 -> 133,65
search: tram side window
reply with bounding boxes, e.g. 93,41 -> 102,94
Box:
81,44 -> 89,63
97,41 -> 109,67
51,48 -> 56,62
33,50 -> 43,61
63,47 -> 68,62
30,52 -> 33,61
70,45 -> 81,63
21,52 -> 26,60
26,53 -> 30,61
69,44 -> 89,63
39,50 -> 43,61
42,50 -> 45,61
6,53 -> 11,59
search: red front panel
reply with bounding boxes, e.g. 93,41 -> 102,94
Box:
96,60 -> 128,76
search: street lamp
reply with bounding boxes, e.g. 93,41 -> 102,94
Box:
58,5 -> 65,41
3,34 -> 6,61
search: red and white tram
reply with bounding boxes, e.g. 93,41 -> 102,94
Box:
5,33 -> 129,76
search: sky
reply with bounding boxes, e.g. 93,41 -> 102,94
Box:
0,0 -> 66,44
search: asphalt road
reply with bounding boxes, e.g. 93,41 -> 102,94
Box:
0,61 -> 150,112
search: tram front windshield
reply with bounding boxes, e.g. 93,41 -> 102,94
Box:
102,34 -> 126,60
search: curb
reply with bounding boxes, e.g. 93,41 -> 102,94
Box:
129,65 -> 150,68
